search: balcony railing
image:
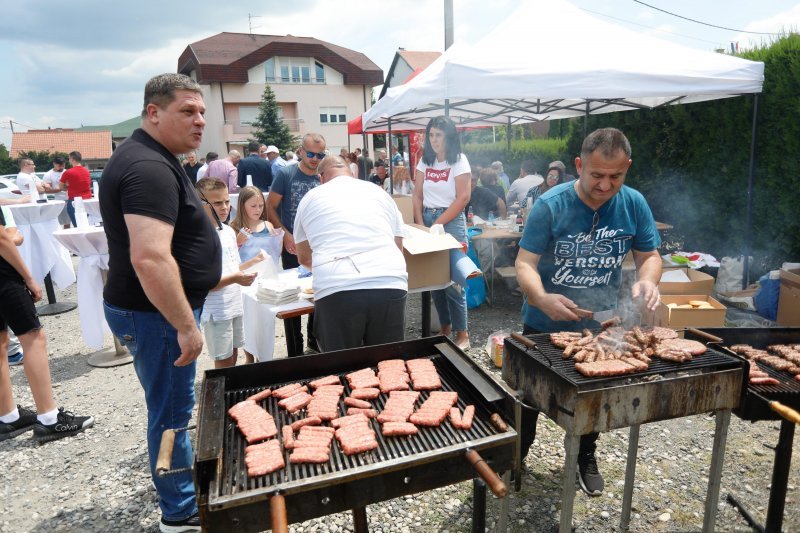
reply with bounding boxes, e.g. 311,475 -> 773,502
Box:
224,118 -> 303,134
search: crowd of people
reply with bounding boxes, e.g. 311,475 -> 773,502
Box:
0,72 -> 663,532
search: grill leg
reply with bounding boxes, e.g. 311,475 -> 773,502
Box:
620,424 -> 640,530
559,433 -> 580,533
352,506 -> 368,533
472,477 -> 487,533
421,291 -> 431,337
702,409 -> 731,533
765,419 -> 795,533
497,470 -> 511,533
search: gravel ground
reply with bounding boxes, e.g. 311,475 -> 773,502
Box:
1,264 -> 798,532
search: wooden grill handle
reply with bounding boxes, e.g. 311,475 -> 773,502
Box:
156,429 -> 175,477
770,401 -> 800,424
686,328 -> 723,343
465,449 -> 507,498
510,332 -> 535,350
270,493 -> 288,533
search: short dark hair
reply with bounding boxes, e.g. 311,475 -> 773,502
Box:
69,151 -> 82,162
141,73 -> 201,118
205,152 -> 219,163
247,141 -> 260,154
422,116 -> 461,166
520,160 -> 538,175
53,156 -> 66,165
581,127 -> 631,159
374,161 -> 386,168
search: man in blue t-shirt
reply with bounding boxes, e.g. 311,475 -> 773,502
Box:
514,127 -> 662,497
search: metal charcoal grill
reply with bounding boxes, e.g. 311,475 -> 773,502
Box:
685,327 -> 800,533
503,331 -> 745,533
189,337 -> 518,533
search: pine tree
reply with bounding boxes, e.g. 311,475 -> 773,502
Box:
250,85 -> 295,152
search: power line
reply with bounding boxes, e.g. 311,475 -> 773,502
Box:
581,7 -> 722,46
632,0 -> 784,35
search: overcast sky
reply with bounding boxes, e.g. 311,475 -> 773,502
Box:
1,0 -> 798,148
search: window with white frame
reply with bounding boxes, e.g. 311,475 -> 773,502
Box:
319,107 -> 346,124
239,106 -> 259,125
266,57 -> 326,84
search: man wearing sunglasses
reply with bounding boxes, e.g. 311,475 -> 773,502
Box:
514,127 -> 662,498
266,132 -> 325,354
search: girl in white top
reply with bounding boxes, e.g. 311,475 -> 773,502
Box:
413,116 -> 472,350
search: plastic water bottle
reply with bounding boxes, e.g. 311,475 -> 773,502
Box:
488,211 -> 495,226
246,174 -> 253,187
74,197 -> 89,228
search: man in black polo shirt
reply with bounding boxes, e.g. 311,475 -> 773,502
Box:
100,73 -> 221,533
237,140 -> 273,192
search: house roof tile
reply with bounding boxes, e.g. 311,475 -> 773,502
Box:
397,51 -> 441,71
10,130 -> 113,160
178,32 -> 383,86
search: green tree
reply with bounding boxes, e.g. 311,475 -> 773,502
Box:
250,85 -> 295,152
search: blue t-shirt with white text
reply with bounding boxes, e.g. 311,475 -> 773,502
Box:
519,181 -> 660,332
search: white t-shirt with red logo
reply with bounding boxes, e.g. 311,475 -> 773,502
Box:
416,154 -> 471,209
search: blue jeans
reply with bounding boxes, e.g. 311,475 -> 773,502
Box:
103,302 -> 199,521
422,208 -> 468,332
65,199 -> 76,227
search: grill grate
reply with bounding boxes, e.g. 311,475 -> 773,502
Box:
514,333 -> 741,389
683,328 -> 800,408
217,356 -> 502,499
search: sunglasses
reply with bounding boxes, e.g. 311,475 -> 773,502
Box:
304,150 -> 325,160
588,211 -> 600,239
197,191 -> 223,230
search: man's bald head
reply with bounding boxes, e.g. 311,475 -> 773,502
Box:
317,155 -> 353,183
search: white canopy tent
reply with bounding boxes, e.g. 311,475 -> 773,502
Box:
361,0 -> 764,132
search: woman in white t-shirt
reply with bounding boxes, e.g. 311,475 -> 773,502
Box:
413,116 -> 472,349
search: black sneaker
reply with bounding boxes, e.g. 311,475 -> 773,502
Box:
160,512 -> 201,532
577,451 -> 604,496
33,408 -> 94,443
0,406 -> 37,441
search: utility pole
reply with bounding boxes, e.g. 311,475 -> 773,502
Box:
9,120 -> 13,133
444,0 -> 454,117
444,0 -> 454,50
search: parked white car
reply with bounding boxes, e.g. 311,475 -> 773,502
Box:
0,175 -> 24,200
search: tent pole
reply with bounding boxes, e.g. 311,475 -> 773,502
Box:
507,116 -> 511,152
388,118 -> 394,194
583,101 -> 589,139
743,93 -> 759,289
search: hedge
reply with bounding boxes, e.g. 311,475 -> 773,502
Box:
463,138 -> 567,180
555,35 -> 800,274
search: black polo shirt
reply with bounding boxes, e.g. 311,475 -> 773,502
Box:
100,128 -> 221,311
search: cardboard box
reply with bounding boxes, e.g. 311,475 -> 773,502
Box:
392,195 -> 414,224
655,295 -> 727,329
402,224 -> 461,290
777,268 -> 800,326
658,267 -> 715,295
